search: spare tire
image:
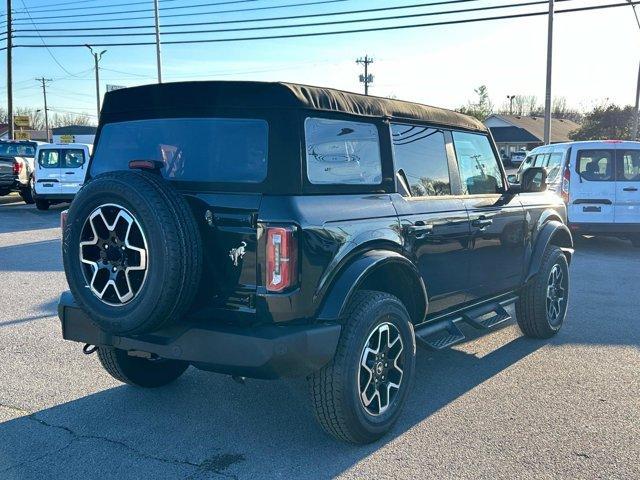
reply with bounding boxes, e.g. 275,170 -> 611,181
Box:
62,170 -> 202,335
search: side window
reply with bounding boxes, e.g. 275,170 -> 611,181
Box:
576,150 -> 614,181
38,150 -> 59,168
391,124 -> 451,197
518,155 -> 535,174
453,131 -> 504,195
305,117 -> 382,185
546,152 -> 564,182
534,153 -> 549,167
62,149 -> 85,169
616,150 -> 640,181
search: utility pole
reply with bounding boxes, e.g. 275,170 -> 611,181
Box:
507,95 -> 516,115
36,77 -> 52,142
6,0 -> 13,140
628,0 -> 640,140
86,45 -> 106,119
543,0 -> 554,145
153,0 -> 162,83
356,55 -> 374,95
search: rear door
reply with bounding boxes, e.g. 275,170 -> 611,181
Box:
35,148 -> 62,195
614,146 -> 640,224
390,123 -> 471,314
568,148 -> 616,224
453,131 -> 526,300
59,148 -> 87,196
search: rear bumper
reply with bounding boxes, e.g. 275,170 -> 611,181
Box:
36,193 -> 75,201
57,291 -> 341,379
569,222 -> 640,235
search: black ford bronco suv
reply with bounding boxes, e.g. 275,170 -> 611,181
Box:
58,81 -> 573,444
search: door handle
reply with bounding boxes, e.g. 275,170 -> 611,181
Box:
623,187 -> 638,192
407,223 -> 434,239
472,218 -> 493,229
65,172 -> 75,175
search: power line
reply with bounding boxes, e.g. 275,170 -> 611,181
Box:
11,0 -> 578,39
12,0 -> 261,21
11,0 -> 351,25
17,0 -> 85,77
11,0 -> 486,32
10,0 -> 187,15
12,1 -> 640,48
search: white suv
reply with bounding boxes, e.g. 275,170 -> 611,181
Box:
33,143 -> 92,210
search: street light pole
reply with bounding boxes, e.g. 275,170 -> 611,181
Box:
153,0 -> 162,83
86,45 -> 106,119
543,0 -> 555,145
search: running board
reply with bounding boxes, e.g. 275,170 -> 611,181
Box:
415,296 -> 517,350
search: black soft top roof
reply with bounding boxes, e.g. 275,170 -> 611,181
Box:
101,81 -> 487,133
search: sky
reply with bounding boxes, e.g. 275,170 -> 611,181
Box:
0,0 -> 639,124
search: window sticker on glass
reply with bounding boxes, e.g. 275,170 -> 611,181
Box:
305,117 -> 382,185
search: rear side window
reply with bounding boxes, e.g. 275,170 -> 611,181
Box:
62,149 -> 85,168
391,124 -> 450,197
91,118 -> 269,183
305,117 -> 382,185
576,150 -> 614,181
453,132 -> 504,195
38,150 -> 59,168
534,154 -> 549,167
616,149 -> 640,181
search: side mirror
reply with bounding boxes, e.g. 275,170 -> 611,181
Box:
521,167 -> 548,192
507,174 -> 518,184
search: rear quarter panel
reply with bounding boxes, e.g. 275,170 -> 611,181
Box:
257,194 -> 402,323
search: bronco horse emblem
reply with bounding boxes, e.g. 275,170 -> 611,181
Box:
229,241 -> 247,267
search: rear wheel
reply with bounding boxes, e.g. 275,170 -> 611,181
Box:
20,179 -> 34,204
516,246 -> 569,338
97,347 -> 188,388
309,290 -> 416,444
35,198 -> 50,210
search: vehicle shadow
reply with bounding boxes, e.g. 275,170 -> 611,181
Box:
0,331 -> 543,479
0,298 -> 59,328
0,239 -> 62,272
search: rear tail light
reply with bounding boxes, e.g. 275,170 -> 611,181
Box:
266,226 -> 297,292
561,166 -> 570,204
12,161 -> 22,175
60,209 -> 69,231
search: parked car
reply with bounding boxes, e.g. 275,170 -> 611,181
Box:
58,81 -> 573,444
509,140 -> 640,246
33,143 -> 92,210
0,139 -> 45,203
509,150 -> 528,166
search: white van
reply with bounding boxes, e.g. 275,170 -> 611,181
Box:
33,143 -> 92,210
511,140 -> 640,246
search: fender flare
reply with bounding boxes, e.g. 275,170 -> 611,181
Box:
525,220 -> 574,283
316,249 -> 428,324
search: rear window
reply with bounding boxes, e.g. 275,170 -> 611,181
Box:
62,149 -> 85,168
576,150 -> 614,181
91,118 -> 269,183
616,149 -> 640,181
38,149 -> 59,168
0,142 -> 36,157
304,117 -> 382,185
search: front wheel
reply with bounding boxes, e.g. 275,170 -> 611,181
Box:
309,291 -> 416,444
516,246 -> 569,338
97,347 -> 188,388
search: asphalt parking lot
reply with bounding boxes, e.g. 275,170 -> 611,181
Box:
0,192 -> 638,480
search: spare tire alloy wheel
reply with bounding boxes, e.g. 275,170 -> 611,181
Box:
79,204 -> 148,305
358,322 -> 404,416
